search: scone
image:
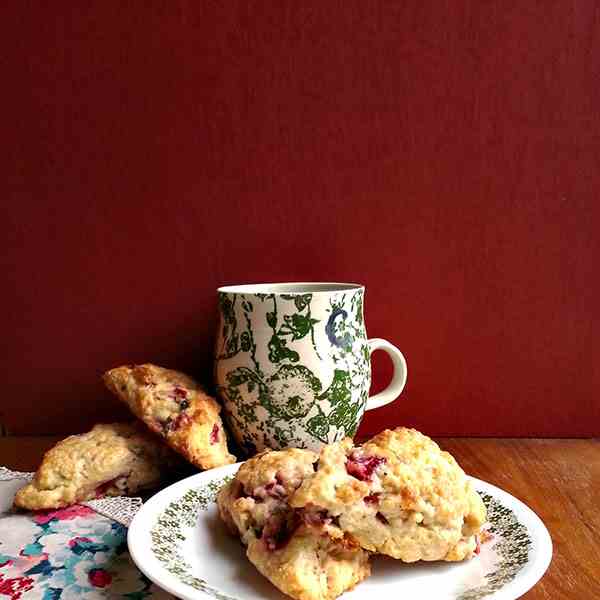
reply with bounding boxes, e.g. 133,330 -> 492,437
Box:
14,423 -> 177,510
217,428 -> 486,599
217,448 -> 370,600
290,428 -> 487,562
104,364 -> 235,469
217,447 -> 318,542
246,526 -> 370,600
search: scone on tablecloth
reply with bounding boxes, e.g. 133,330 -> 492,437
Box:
14,423 -> 178,510
104,364 -> 235,470
217,448 -> 370,600
290,428 -> 486,562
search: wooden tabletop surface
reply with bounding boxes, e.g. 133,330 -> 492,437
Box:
1,436 -> 599,599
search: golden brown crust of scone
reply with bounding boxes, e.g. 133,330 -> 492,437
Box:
103,364 -> 236,469
290,438 -> 367,510
247,526 -> 370,600
217,448 -> 318,545
235,448 -> 318,497
291,428 -> 486,562
217,427 -> 486,599
220,427 -> 485,565
217,447 -> 370,600
14,423 -> 176,510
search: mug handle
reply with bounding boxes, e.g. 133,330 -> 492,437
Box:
365,338 -> 408,410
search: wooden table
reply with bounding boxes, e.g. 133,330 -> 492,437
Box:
1,437 -> 599,599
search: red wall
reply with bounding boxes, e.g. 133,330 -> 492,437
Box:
2,2 -> 598,437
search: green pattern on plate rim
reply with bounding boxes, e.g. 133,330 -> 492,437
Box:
150,478 -> 533,600
150,476 -> 235,600
456,492 -> 532,600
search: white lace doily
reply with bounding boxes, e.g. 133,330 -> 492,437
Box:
1,466 -> 143,526
84,496 -> 143,526
0,466 -> 33,481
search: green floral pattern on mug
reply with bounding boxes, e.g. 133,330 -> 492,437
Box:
215,289 -> 370,452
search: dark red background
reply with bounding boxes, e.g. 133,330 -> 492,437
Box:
2,2 -> 598,437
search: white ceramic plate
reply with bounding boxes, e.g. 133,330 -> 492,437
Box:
128,463 -> 552,600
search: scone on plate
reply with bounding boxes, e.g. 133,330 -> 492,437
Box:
246,525 -> 370,600
217,447 -> 319,542
104,364 -> 235,470
14,422 -> 177,510
217,427 -> 486,600
290,428 -> 487,562
217,448 -> 370,600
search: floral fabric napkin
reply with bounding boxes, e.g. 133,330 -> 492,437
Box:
0,468 -> 171,599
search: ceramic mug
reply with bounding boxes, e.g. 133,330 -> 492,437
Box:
215,282 -> 407,453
